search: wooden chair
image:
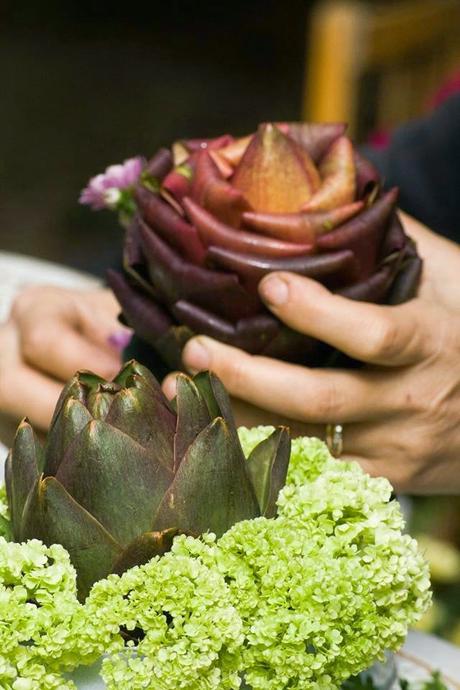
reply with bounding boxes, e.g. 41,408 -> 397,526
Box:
303,0 -> 460,140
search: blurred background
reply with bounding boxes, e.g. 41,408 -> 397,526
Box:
1,0 -> 460,643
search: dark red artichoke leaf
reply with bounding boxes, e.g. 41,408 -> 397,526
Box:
123,217 -> 168,301
104,382 -> 176,471
192,370 -> 237,429
5,420 -> 44,540
316,188 -> 399,278
246,427 -> 291,517
181,134 -> 233,153
387,245 -> 423,305
242,201 -> 364,244
107,269 -> 173,348
139,220 -> 261,321
174,374 -> 212,471
111,528 -> 178,575
283,122 -> 347,163
172,300 -> 279,353
206,246 -> 358,291
261,324 -> 326,365
152,417 -> 260,537
21,476 -> 122,601
183,196 -> 313,257
337,260 -> 398,303
135,186 -> 206,265
154,324 -> 196,371
45,399 -> 93,477
302,136 -> 356,212
232,123 -> 318,213
379,213 -> 408,258
55,419 -> 173,548
354,151 -> 381,199
190,150 -> 252,226
144,148 -> 173,180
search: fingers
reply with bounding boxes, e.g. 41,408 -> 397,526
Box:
11,286 -> 123,381
0,324 -> 62,429
182,336 -> 395,424
258,273 -> 428,366
20,324 -> 121,382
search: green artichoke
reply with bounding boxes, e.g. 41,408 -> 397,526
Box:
5,360 -> 290,599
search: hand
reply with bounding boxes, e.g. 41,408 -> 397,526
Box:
166,213 -> 460,495
0,286 -> 131,429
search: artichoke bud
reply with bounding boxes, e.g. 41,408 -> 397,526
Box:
6,361 -> 291,599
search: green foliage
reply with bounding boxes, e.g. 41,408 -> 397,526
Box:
0,431 -> 432,689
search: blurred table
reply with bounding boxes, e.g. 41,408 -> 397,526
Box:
0,252 -> 459,687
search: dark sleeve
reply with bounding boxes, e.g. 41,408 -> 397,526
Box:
362,94 -> 460,243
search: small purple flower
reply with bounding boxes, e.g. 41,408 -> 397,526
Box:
79,157 -> 143,210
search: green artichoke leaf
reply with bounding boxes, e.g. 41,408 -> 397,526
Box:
111,528 -> 178,575
246,427 -> 291,517
153,417 -> 260,537
174,374 -> 211,470
192,370 -> 236,428
21,476 -> 122,601
155,324 -> 195,371
5,420 -> 44,540
55,420 -> 173,547
44,398 -> 93,476
48,373 -> 97,428
105,367 -> 176,470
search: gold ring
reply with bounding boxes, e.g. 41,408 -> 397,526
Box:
326,424 -> 344,457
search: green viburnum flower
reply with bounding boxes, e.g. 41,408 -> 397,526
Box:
80,544 -> 243,690
0,537 -> 84,689
0,485 -> 11,540
0,430 -> 431,689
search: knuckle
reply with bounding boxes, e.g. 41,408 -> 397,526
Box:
21,324 -> 49,360
313,380 -> 343,421
365,317 -> 398,360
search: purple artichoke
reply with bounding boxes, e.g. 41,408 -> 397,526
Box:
88,122 -> 421,370
5,360 -> 290,599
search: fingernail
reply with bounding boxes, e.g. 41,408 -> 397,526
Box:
259,276 -> 289,306
107,329 -> 133,352
183,338 -> 211,372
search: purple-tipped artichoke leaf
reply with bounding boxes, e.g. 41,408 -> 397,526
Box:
174,374 -> 211,470
387,253 -> 423,305
111,528 -> 178,575
55,420 -> 173,547
246,427 -> 291,517
153,418 -> 260,537
282,122 -> 347,162
154,325 -> 195,371
22,476 -> 122,601
6,420 -> 44,539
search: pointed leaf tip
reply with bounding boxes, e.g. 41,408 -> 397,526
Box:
246,426 -> 291,517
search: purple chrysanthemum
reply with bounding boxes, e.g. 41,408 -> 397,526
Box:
80,157 -> 143,210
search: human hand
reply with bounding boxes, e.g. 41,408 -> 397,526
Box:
165,213 -> 460,494
0,286 -> 131,429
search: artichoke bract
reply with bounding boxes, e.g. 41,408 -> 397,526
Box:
103,122 -> 422,371
5,360 -> 290,599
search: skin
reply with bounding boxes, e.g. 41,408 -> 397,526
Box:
0,286 -> 128,428
164,213 -> 460,495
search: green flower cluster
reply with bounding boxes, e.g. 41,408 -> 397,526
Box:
0,431 -> 431,689
0,538 -> 81,689
81,548 -> 243,689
